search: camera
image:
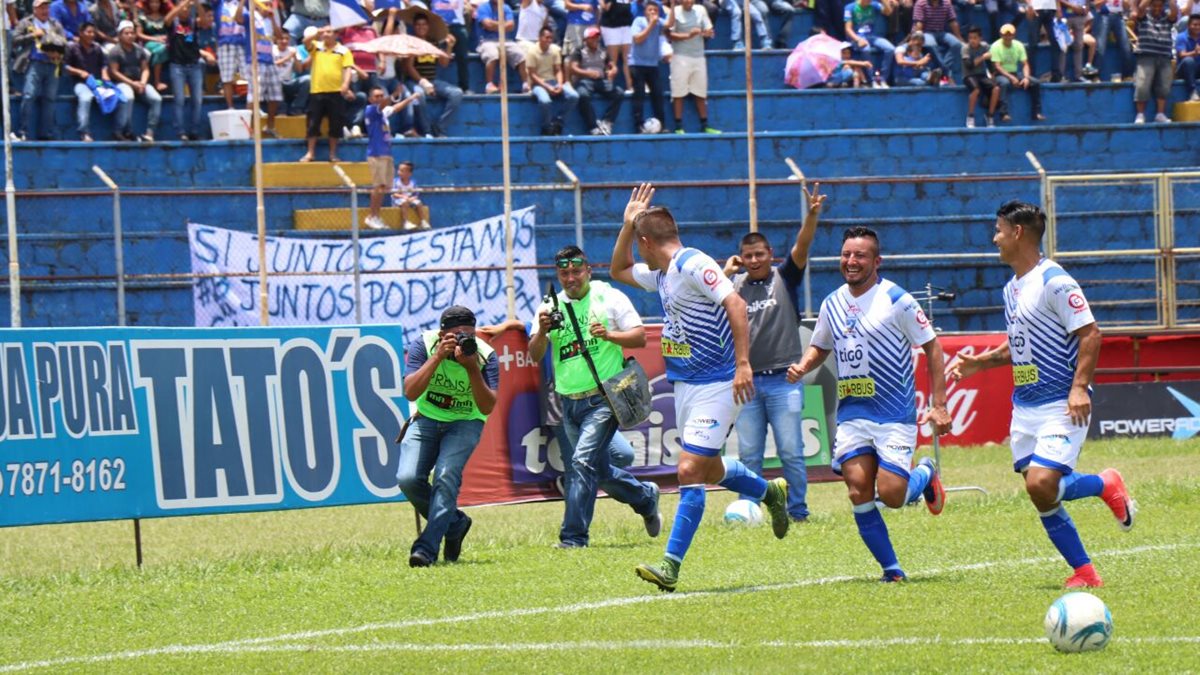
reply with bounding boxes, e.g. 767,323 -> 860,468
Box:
454,332 -> 478,357
544,283 -> 565,330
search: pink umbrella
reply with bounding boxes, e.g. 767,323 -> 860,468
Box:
785,33 -> 846,90
354,34 -> 449,59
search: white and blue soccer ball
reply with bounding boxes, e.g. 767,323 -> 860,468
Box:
641,117 -> 663,134
723,499 -> 764,526
1044,592 -> 1113,653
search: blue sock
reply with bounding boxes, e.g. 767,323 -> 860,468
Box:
905,462 -> 933,504
852,501 -> 901,573
1058,473 -> 1104,502
665,485 -> 706,563
1039,505 -> 1091,568
718,458 -> 769,501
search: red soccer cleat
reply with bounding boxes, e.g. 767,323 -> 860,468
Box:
1065,563 -> 1104,589
1099,468 -> 1136,532
918,457 -> 945,516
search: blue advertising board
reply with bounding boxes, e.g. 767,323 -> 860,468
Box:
0,326 -> 411,527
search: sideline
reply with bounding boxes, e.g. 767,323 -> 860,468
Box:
0,542 -> 1192,672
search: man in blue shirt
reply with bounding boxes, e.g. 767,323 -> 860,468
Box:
475,0 -> 529,94
787,226 -> 952,582
953,201 -> 1136,589
363,86 -> 417,230
612,183 -> 792,592
1176,13 -> 1200,102
49,0 -> 89,39
628,0 -> 672,132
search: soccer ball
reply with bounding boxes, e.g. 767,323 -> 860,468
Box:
641,117 -> 662,134
723,499 -> 764,526
1043,592 -> 1113,653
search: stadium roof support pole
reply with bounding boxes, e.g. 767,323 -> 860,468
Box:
499,14 -> 515,319
1,25 -> 19,327
1025,151 -> 1050,257
555,160 -> 582,248
742,0 -> 758,233
784,157 -> 812,317
332,165 -> 363,323
251,5 -> 269,326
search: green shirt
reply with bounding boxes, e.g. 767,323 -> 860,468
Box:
538,281 -> 632,395
989,38 -> 1027,74
414,330 -> 495,422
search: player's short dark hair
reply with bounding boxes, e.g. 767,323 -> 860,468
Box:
554,244 -> 586,262
633,206 -> 679,243
966,25 -> 982,36
842,226 -> 881,255
739,232 -> 771,250
996,200 -> 1046,240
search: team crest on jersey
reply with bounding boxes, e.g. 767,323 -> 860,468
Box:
915,308 -> 930,327
1068,292 -> 1088,312
702,269 -> 720,287
843,316 -> 860,336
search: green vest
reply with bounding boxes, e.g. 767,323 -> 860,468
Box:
544,281 -> 627,395
414,330 -> 495,422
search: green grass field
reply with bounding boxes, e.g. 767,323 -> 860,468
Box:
1,438 -> 1198,673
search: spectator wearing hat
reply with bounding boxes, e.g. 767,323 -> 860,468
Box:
13,0 -> 67,141
402,9 -> 464,138
108,19 -> 162,141
570,26 -> 624,135
476,0 -> 529,94
629,0 -> 671,132
299,25 -> 355,162
526,25 -> 579,134
398,305 -> 500,567
1131,0 -> 1180,123
991,22 -> 1045,122
64,21 -> 108,141
911,0 -> 963,83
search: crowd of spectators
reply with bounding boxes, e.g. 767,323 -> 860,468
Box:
3,0 -> 1199,141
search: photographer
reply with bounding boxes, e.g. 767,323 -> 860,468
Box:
529,246 -> 662,549
398,306 -> 499,568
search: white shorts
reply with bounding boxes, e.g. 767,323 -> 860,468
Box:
674,380 -> 741,457
831,418 -> 917,479
600,25 -> 632,46
669,54 -> 707,98
1010,400 -> 1087,475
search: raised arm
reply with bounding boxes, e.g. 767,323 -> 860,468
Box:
792,182 -> 825,269
611,183 -> 655,288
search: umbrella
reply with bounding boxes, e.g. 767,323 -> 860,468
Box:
785,33 -> 845,90
354,33 -> 449,58
397,5 -> 449,44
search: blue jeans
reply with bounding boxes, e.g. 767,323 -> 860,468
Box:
72,82 -> 96,137
115,82 -> 162,136
732,373 -> 809,519
750,0 -> 796,47
1092,13 -> 1132,79
170,62 -> 204,137
559,394 -> 657,546
724,0 -> 768,48
575,77 -> 624,129
21,60 -> 58,139
284,12 -> 325,43
409,78 -> 463,136
853,35 -> 895,84
283,74 -> 310,116
924,30 -> 963,83
396,416 -> 482,560
1180,56 -> 1199,96
531,80 -> 579,130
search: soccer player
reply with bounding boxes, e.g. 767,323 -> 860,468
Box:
951,201 -> 1136,588
786,226 -> 951,582
611,183 -> 790,593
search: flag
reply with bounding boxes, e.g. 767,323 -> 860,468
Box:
374,0 -> 401,10
329,0 -> 371,29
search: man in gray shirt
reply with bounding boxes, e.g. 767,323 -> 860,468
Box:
668,0 -> 717,133
722,184 -> 825,521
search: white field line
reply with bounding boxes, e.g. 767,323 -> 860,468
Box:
0,542 -> 1193,673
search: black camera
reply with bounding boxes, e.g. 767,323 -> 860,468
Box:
544,283 -> 565,330
454,332 -> 478,357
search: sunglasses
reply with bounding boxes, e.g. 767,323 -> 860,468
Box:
556,257 -> 586,269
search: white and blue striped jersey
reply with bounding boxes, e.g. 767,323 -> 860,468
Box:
811,278 -> 936,425
632,247 -> 735,384
1004,259 -> 1096,408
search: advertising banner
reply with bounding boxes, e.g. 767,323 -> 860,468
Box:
1088,381 -> 1200,440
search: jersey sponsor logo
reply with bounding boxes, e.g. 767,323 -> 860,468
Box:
702,269 -> 720,287
915,308 -> 930,327
843,316 -> 860,337
691,417 -> 720,428
1068,292 -> 1088,313
837,345 -> 865,369
425,390 -> 469,411
1013,363 -> 1040,386
837,377 -> 876,399
661,338 -> 692,358
746,297 -> 778,314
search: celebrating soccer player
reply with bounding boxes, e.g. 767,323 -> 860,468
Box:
787,226 -> 952,582
952,201 -> 1136,589
611,183 -> 791,593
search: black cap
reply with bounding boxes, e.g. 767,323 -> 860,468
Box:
440,305 -> 477,330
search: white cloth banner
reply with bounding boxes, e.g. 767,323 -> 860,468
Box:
189,207 -> 540,345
